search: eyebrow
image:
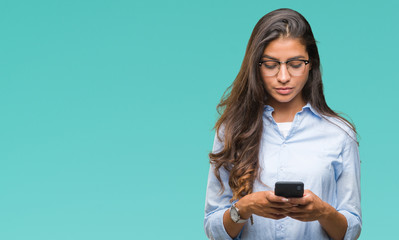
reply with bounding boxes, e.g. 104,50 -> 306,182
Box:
261,54 -> 307,61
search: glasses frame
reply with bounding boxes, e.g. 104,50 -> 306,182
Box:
258,59 -> 310,76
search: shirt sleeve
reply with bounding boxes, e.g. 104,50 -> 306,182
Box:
336,133 -> 362,240
204,133 -> 239,240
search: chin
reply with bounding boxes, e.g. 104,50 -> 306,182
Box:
274,96 -> 295,103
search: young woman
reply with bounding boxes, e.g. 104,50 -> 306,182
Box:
204,8 -> 361,240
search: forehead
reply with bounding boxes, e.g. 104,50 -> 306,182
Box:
262,38 -> 308,59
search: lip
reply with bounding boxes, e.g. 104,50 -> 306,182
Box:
275,87 -> 293,95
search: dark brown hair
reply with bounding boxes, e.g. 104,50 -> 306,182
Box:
209,8 -> 356,201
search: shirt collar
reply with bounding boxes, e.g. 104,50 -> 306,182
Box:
302,103 -> 322,119
264,102 -> 322,119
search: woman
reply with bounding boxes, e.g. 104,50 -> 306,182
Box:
204,8 -> 361,240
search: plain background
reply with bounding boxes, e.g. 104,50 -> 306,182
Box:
1,0 -> 398,239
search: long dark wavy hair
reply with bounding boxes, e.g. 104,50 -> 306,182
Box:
209,8 -> 356,201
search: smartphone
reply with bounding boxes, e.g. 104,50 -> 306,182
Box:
274,181 -> 304,198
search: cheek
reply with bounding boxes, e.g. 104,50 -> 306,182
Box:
262,78 -> 274,94
299,71 -> 310,88
261,77 -> 273,89
302,77 -> 308,87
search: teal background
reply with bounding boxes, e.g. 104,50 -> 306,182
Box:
0,0 -> 397,239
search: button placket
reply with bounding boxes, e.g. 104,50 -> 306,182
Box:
275,222 -> 285,240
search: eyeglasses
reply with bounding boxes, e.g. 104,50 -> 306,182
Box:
258,59 -> 310,77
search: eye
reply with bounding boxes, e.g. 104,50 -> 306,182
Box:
287,60 -> 304,69
262,61 -> 279,69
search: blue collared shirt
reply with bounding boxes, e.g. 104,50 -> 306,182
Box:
204,103 -> 361,240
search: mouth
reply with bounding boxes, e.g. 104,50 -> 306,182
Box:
275,87 -> 293,95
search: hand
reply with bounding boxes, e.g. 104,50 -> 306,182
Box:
285,190 -> 328,222
236,191 -> 293,220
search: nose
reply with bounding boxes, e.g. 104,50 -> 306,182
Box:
276,63 -> 290,83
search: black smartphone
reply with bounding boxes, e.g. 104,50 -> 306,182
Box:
274,181 -> 304,198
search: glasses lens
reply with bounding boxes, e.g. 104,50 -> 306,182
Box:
287,60 -> 306,76
261,61 -> 279,76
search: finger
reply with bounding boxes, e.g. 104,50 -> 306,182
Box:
285,206 -> 306,213
286,212 -> 308,219
255,211 -> 284,220
288,216 -> 307,222
271,213 -> 286,219
256,206 -> 290,215
302,189 -> 316,198
271,207 -> 291,214
288,195 -> 310,205
268,202 -> 294,209
266,213 -> 287,220
266,192 -> 290,203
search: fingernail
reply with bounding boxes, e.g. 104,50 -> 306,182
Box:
282,198 -> 289,202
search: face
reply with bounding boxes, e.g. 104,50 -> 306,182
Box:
259,37 -> 310,107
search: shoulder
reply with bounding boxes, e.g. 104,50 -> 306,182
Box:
212,124 -> 226,153
306,104 -> 357,141
321,114 -> 357,144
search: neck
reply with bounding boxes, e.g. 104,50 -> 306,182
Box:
267,97 -> 306,123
